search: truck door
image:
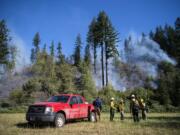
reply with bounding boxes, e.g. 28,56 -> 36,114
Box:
69,96 -> 79,119
77,96 -> 88,118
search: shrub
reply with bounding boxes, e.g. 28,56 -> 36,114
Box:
0,101 -> 11,108
9,89 -> 24,105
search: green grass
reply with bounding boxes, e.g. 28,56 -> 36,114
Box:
0,113 -> 180,135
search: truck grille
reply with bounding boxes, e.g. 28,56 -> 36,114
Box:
28,105 -> 45,113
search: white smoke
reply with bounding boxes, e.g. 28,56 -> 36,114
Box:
124,33 -> 176,77
93,32 -> 176,91
10,32 -> 30,72
0,32 -> 30,98
108,61 -> 126,91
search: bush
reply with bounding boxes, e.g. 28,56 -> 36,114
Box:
150,101 -> 166,112
0,106 -> 27,113
101,105 -> 109,112
98,85 -> 116,105
0,101 -> 11,108
165,104 -> 180,112
131,87 -> 154,102
9,89 -> 24,105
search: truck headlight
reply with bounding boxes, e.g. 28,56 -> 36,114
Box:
45,107 -> 54,114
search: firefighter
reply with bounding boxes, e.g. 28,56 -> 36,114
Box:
119,99 -> 125,120
110,97 -> 116,121
140,98 -> 147,120
130,94 -> 140,122
93,97 -> 102,122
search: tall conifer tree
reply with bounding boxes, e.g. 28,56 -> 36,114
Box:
74,34 -> 82,67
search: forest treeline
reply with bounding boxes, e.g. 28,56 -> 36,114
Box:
0,11 -> 180,112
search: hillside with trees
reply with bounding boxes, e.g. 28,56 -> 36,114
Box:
0,12 -> 180,112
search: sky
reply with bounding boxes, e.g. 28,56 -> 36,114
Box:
0,0 -> 180,65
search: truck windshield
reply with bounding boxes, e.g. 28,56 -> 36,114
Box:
47,95 -> 70,103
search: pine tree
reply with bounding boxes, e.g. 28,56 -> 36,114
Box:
30,48 -> 35,64
50,41 -> 55,57
7,46 -> 17,72
77,62 -> 97,101
84,44 -> 91,67
56,63 -> 76,93
96,11 -> 108,87
152,21 -> 180,66
175,17 -> 180,33
149,31 -> 154,39
124,37 -> 132,63
0,20 -> 10,65
95,11 -> 119,87
105,23 -> 119,85
49,41 -> 55,78
33,32 -> 40,56
157,62 -> 174,105
87,18 -> 98,73
43,44 -> 47,54
87,11 -> 120,87
74,34 -> 82,67
57,42 -> 65,64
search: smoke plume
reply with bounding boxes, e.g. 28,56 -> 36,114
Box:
10,32 -> 30,72
93,33 -> 176,91
0,32 -> 30,98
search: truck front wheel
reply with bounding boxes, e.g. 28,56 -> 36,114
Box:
54,113 -> 65,127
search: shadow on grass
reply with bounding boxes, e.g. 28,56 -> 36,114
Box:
147,116 -> 180,121
143,121 -> 180,129
16,122 -> 53,129
123,116 -> 180,121
16,119 -> 90,129
139,116 -> 180,129
16,116 -> 180,129
122,115 -> 180,121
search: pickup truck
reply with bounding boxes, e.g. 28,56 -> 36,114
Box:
26,94 -> 96,127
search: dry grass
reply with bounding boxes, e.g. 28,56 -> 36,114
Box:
0,113 -> 180,135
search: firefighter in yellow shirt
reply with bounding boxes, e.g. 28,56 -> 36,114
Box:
110,97 -> 116,121
119,99 -> 125,120
130,94 -> 140,122
140,98 -> 147,120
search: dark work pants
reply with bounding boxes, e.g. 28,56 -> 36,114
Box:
94,107 -> 101,121
142,109 -> 147,120
133,110 -> 139,122
110,108 -> 115,121
120,111 -> 124,120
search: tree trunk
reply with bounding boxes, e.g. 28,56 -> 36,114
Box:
101,42 -> 105,87
105,46 -> 108,86
94,45 -> 97,74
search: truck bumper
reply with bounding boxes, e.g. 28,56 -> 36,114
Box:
26,113 -> 56,122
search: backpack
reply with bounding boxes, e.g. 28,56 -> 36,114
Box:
117,107 -> 120,112
132,100 -> 139,112
93,100 -> 96,106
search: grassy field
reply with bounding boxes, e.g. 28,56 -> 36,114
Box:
0,113 -> 180,135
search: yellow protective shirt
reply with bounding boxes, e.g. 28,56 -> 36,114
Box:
110,101 -> 116,109
119,103 -> 125,111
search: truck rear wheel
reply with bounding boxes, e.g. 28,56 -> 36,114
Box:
54,113 -> 65,127
88,112 -> 96,122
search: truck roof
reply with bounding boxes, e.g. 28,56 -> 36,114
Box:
56,94 -> 83,97
55,94 -> 86,102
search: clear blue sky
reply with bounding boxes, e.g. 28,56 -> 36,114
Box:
0,0 -> 180,60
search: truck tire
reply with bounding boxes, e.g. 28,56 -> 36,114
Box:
88,112 -> 96,122
28,121 -> 36,127
54,113 -> 65,127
